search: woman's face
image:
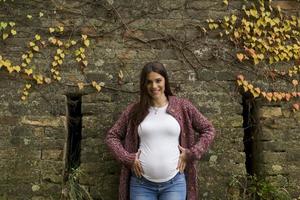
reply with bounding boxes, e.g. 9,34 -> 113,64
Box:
146,72 -> 166,100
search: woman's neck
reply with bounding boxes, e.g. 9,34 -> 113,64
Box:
151,96 -> 168,107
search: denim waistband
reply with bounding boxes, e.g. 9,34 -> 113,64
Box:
131,172 -> 185,186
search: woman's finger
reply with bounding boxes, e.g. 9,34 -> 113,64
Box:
137,161 -> 144,174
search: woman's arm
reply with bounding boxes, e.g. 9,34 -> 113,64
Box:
185,101 -> 216,161
105,104 -> 136,169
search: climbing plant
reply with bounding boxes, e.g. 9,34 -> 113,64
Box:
207,0 -> 300,111
0,7 -> 105,101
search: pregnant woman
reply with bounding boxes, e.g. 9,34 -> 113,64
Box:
105,61 -> 215,200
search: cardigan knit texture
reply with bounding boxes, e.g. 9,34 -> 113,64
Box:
105,96 -> 216,200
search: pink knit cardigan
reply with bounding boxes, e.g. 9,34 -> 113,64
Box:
105,96 -> 215,200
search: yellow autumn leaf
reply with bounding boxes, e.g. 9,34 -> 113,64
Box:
27,15 -> 32,19
257,54 -> 264,60
80,54 -> 86,59
23,91 -> 29,96
24,68 -> 33,75
33,46 -> 39,52
54,56 -> 59,60
39,12 -> 44,17
84,39 -> 90,47
237,80 -> 242,86
21,96 -> 26,101
25,58 -> 31,64
57,49 -> 63,54
22,54 -> 28,59
11,29 -> 17,35
44,77 -> 51,84
292,79 -> 299,86
9,22 -> 15,27
52,61 -> 58,67
56,76 -> 61,81
60,53 -> 65,59
3,33 -> 9,40
223,0 -> 228,6
14,65 -> 21,72
76,57 -> 81,62
82,34 -> 87,40
35,34 -> 41,40
250,9 -> 258,18
71,40 -> 77,45
92,81 -> 97,87
82,60 -> 88,66
252,91 -> 260,98
49,27 -> 55,33
231,15 -> 237,22
7,66 -> 14,73
253,57 -> 259,65
78,82 -> 84,90
29,42 -> 35,47
58,26 -> 64,32
57,40 -> 63,46
57,59 -> 63,65
95,84 -> 101,92
234,31 -> 240,38
25,84 -> 31,89
79,47 -> 85,53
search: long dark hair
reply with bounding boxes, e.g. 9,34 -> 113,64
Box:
130,61 -> 173,126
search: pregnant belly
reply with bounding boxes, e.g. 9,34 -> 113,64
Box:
139,150 -> 179,182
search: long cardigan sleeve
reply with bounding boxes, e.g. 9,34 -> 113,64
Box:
105,104 -> 136,169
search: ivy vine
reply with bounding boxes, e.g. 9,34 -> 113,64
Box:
207,0 -> 300,111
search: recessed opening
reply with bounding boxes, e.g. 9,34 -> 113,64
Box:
242,94 -> 260,176
64,94 -> 82,181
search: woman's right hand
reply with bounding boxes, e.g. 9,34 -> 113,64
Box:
132,150 -> 144,178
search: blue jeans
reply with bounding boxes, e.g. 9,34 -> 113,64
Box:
130,172 -> 187,200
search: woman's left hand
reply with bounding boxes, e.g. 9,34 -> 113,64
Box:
177,145 -> 187,173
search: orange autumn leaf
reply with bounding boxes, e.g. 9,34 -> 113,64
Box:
266,95 -> 272,102
244,46 -> 256,57
285,93 -> 291,101
254,87 -> 261,94
237,74 -> 244,81
237,53 -> 244,62
292,103 -> 299,111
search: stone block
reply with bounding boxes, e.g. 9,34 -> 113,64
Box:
20,116 -> 66,128
260,107 -> 283,118
44,127 -> 65,139
81,102 -> 115,115
41,149 -> 63,161
261,151 -> 287,164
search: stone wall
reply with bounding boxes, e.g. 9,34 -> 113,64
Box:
0,0 -> 299,199
259,104 -> 300,198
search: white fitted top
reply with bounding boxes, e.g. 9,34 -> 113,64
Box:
138,103 -> 181,182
